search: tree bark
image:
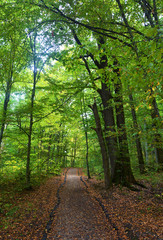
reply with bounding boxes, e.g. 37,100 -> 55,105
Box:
129,94 -> 145,173
0,69 -> 13,148
150,88 -> 163,169
71,32 -> 118,178
71,148 -> 74,167
137,0 -> 155,27
81,94 -> 91,179
113,79 -> 136,185
46,134 -> 52,173
26,69 -> 36,188
73,137 -> 77,167
26,33 -> 37,188
98,83 -> 117,178
89,101 -> 112,189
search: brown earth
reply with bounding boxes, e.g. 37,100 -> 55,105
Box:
47,168 -> 116,240
0,168 -> 162,240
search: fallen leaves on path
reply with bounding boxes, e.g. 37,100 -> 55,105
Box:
0,174 -> 63,240
0,169 -> 162,240
84,177 -> 163,240
47,168 -> 117,240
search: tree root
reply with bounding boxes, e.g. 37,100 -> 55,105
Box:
133,181 -> 147,189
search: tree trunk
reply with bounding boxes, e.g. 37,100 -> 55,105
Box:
150,89 -> 163,169
81,94 -> 91,179
113,80 -> 136,185
71,148 -> 74,167
73,137 -> 77,167
51,145 -> 55,161
72,32 -> 117,177
26,34 -> 37,188
46,134 -> 52,173
85,130 -> 91,179
26,71 -> 36,188
89,101 -> 112,189
129,94 -> 145,173
135,1 -> 162,169
98,82 -> 118,178
55,132 -> 61,164
0,75 -> 13,148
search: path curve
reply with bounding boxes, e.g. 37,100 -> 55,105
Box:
47,168 -> 118,240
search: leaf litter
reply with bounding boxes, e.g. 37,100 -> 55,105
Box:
0,168 -> 162,240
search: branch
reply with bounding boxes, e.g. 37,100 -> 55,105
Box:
30,17 -> 151,41
16,124 -> 29,137
103,21 -> 151,39
33,88 -> 85,124
116,0 -> 138,55
71,29 -> 101,68
153,0 -> 159,25
33,1 -> 134,49
136,0 -> 155,27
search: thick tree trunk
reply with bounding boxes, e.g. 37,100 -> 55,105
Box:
98,82 -> 118,178
72,32 -> 117,178
129,94 -> 145,173
113,81 -> 136,185
89,101 -> 112,189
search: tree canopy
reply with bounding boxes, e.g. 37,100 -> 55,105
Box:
0,0 -> 162,188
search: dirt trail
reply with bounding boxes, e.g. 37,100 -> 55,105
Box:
0,168 -> 162,239
47,168 -> 117,240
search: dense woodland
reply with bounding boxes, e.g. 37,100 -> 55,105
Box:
0,0 -> 162,190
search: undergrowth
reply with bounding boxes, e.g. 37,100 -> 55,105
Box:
0,168 -> 62,212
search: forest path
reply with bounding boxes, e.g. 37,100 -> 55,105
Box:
46,168 -> 116,240
0,168 -> 161,239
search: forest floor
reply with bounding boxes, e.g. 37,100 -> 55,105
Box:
0,168 -> 162,240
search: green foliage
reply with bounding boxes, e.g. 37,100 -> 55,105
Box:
0,0 -> 162,188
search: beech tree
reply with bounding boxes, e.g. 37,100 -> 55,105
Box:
0,0 -> 162,188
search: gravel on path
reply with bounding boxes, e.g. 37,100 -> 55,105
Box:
47,168 -> 117,240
